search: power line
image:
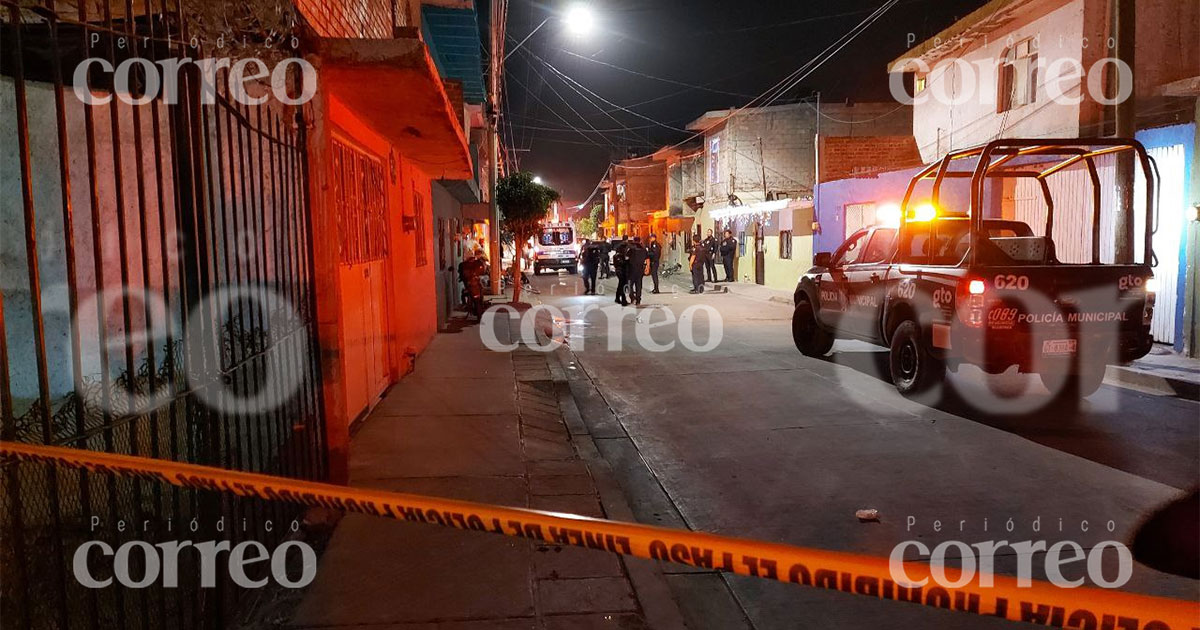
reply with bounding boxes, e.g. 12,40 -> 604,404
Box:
560,50 -> 758,98
566,0 -> 901,210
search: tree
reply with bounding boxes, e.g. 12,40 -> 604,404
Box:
497,171 -> 560,303
576,217 -> 597,239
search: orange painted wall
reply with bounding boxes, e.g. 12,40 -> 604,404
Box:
309,88 -> 439,482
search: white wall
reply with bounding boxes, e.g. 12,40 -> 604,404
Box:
910,0 -> 1087,162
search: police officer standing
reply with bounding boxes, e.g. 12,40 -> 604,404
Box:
580,239 -> 601,295
719,229 -> 738,282
647,234 -> 662,294
689,234 -> 708,294
612,236 -> 630,305
702,229 -> 718,283
599,238 -> 612,278
625,236 -> 649,306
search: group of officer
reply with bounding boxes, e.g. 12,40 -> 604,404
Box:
688,229 -> 738,293
579,235 -> 663,306
578,229 -> 739,301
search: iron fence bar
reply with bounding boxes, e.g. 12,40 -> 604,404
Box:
0,221 -> 31,630
271,110 -> 303,480
240,96 -> 270,481
5,6 -> 73,626
75,1 -> 130,625
100,3 -> 153,625
284,113 -> 313,479
43,0 -> 103,624
138,1 -> 187,619
253,103 -> 285,483
296,104 -> 328,481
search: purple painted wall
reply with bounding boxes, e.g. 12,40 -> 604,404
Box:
814,167 -> 922,253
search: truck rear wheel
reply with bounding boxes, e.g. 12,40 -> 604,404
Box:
792,299 -> 833,357
889,320 -> 945,397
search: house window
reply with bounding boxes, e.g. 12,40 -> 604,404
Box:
414,190 -> 428,267
738,231 -> 746,256
844,203 -> 878,239
332,138 -> 388,265
779,230 -> 793,259
914,74 -> 927,93
998,38 -> 1038,112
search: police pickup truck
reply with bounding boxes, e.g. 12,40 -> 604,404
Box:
792,139 -> 1159,401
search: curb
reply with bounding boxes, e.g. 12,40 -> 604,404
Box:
1105,365 -> 1200,401
548,360 -> 690,630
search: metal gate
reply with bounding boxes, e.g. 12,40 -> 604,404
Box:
1,2 -> 326,628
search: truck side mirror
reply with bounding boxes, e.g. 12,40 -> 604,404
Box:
814,252 -> 832,268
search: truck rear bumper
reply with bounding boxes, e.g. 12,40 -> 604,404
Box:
947,326 -> 1153,373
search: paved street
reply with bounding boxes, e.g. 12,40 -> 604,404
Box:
525,271 -> 1200,630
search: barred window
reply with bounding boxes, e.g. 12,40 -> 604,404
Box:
779,230 -> 793,259
332,139 -> 388,265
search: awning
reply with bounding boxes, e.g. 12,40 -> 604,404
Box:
709,198 -> 812,221
462,202 -> 490,222
421,5 -> 486,104
319,35 -> 472,179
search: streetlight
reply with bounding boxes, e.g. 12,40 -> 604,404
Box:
532,176 -> 544,185
504,4 -> 596,62
563,5 -> 595,36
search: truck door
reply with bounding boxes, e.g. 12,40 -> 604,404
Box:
843,228 -> 896,339
818,229 -> 870,332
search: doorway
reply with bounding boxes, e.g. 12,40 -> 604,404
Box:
754,220 -> 766,285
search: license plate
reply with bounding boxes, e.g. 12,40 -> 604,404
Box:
1042,339 -> 1077,355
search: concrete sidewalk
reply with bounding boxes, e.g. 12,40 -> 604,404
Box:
698,280 -> 1200,400
290,314 -> 676,629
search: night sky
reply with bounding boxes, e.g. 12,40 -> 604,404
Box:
495,0 -> 992,204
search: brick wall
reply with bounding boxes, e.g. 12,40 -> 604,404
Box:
706,105 -> 816,206
668,153 -> 704,212
296,0 -> 394,39
702,102 -> 915,208
819,136 -> 924,182
619,163 -> 668,223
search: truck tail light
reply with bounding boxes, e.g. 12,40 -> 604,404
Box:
957,277 -> 987,328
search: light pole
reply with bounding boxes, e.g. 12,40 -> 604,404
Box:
504,4 -> 595,62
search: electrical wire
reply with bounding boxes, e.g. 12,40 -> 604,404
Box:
565,0 -> 900,210
560,50 -> 758,98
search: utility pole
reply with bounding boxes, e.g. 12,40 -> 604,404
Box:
1113,0 -> 1136,263
487,0 -> 504,292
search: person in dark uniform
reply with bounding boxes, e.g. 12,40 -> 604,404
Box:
625,236 -> 648,306
647,233 -> 662,294
688,234 -> 707,294
598,239 -> 612,278
719,229 -> 738,282
612,236 -> 630,305
702,229 -> 718,283
580,239 -> 601,295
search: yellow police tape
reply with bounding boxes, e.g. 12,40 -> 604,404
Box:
2,441 -> 1196,629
